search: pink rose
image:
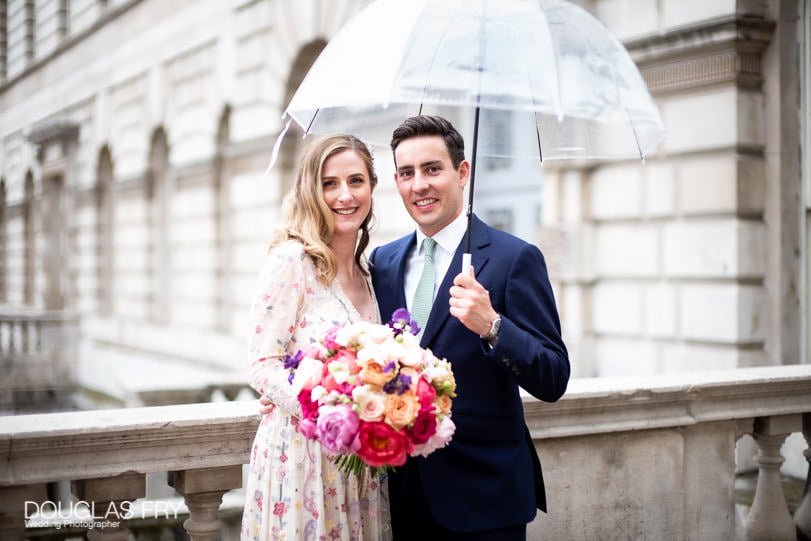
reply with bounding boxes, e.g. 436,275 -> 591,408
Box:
323,327 -> 341,350
316,405 -> 360,455
412,416 -> 455,457
408,410 -> 437,444
415,376 -> 437,409
332,349 -> 359,373
298,418 -> 318,439
354,421 -> 413,467
322,372 -> 344,394
301,343 -> 324,360
298,389 -> 319,420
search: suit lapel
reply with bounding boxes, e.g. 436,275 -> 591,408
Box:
421,216 -> 491,347
381,233 -> 414,322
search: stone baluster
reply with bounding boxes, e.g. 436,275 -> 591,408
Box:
20,320 -> 29,353
35,319 -> 45,352
744,415 -> 802,541
8,320 -> 16,354
795,413 -> 811,541
168,465 -> 242,541
74,472 -> 145,540
0,483 -> 47,539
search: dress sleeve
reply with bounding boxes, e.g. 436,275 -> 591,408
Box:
247,243 -> 307,418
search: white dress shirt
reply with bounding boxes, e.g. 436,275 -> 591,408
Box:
404,212 -> 468,314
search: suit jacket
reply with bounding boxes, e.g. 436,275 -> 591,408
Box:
369,215 -> 570,533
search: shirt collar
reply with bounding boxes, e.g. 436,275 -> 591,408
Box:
415,212 -> 468,255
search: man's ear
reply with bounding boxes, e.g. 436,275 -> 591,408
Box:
458,160 -> 471,187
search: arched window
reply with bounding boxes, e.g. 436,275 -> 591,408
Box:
41,173 -> 66,310
1,2 -> 8,80
0,178 -> 6,304
96,146 -> 114,316
147,127 -> 170,324
58,0 -> 68,41
213,105 -> 231,333
23,172 -> 35,305
278,39 -> 327,197
24,0 -> 34,65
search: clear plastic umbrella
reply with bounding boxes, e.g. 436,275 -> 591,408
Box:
276,0 -> 666,267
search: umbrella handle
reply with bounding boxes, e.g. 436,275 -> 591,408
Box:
462,253 -> 472,275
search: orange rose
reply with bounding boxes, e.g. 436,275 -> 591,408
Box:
435,394 -> 452,416
384,391 -> 420,430
359,361 -> 397,388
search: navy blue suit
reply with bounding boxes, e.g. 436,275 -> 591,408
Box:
369,215 -> 570,535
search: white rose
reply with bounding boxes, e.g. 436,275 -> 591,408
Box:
290,357 -> 324,394
352,385 -> 385,422
398,341 -> 425,368
358,324 -> 393,346
357,345 -> 386,366
310,385 -> 328,403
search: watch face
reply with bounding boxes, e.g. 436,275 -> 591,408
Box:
486,316 -> 501,340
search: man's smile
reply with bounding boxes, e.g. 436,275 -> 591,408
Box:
415,198 -> 438,208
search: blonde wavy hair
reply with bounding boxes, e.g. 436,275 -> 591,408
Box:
271,134 -> 378,283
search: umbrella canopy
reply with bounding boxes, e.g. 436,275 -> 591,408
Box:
283,0 -> 665,161
275,0 -> 666,271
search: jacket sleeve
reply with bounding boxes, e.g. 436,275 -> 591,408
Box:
487,242 -> 570,402
246,244 -> 306,417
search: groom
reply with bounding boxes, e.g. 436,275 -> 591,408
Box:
370,115 -> 570,540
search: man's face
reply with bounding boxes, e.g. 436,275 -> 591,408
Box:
393,135 -> 469,237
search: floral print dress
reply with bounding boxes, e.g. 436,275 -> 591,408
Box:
241,240 -> 391,541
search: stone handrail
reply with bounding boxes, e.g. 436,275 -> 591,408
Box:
0,365 -> 809,540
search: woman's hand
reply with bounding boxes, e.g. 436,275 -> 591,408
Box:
258,395 -> 276,415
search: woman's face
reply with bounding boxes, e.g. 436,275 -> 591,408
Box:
321,149 -> 373,239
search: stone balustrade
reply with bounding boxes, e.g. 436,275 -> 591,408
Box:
0,365 -> 809,540
0,308 -> 79,413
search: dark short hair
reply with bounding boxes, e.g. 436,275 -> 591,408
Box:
390,115 -> 466,169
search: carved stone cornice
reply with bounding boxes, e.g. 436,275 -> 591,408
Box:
26,119 -> 80,166
26,119 -> 79,147
625,16 -> 776,95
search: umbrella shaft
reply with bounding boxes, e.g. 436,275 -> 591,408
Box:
465,106 -> 481,255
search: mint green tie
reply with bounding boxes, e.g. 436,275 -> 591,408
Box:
411,238 -> 437,333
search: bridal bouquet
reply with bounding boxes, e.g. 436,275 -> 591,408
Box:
284,309 -> 456,475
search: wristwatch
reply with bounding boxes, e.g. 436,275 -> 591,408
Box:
480,314 -> 502,343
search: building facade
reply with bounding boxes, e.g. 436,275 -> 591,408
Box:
0,0 -> 808,414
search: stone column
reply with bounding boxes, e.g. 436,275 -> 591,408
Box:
795,413 -> 811,540
168,465 -> 242,541
74,472 -> 146,540
0,484 -> 47,539
744,415 -> 801,541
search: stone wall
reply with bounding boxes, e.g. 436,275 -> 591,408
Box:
543,0 -> 806,379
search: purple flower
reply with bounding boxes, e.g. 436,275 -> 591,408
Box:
284,350 -> 303,384
284,350 -> 303,369
388,308 -> 420,336
316,405 -> 360,455
383,373 -> 412,395
383,361 -> 396,373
